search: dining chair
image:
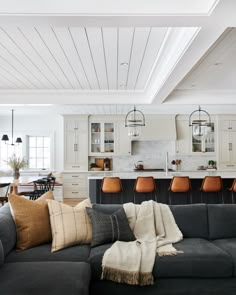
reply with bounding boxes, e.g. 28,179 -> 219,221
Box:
0,183 -> 11,206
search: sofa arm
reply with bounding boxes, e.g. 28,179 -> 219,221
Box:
0,240 -> 4,268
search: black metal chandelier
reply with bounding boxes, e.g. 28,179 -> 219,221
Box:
1,109 -> 22,145
125,105 -> 145,138
189,105 -> 211,137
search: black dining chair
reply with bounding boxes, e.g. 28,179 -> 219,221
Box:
0,183 -> 11,206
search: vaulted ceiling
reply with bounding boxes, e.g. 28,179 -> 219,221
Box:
0,0 -> 236,114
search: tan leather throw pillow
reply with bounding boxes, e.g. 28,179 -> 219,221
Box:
47,198 -> 92,252
9,191 -> 54,251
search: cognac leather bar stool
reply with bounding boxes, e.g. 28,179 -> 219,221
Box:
200,176 -> 224,204
100,177 -> 123,204
133,176 -> 157,204
168,176 -> 192,205
227,178 -> 236,203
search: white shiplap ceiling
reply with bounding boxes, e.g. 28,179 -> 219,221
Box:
0,26 -> 168,91
1,0 -> 236,114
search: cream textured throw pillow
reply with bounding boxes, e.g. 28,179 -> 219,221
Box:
47,198 -> 92,252
9,191 -> 54,251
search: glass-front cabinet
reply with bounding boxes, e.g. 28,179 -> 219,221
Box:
90,122 -> 115,155
191,122 -> 215,153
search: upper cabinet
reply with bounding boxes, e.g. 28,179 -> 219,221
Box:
89,119 -> 115,156
89,116 -> 131,156
64,115 -> 88,170
176,115 -> 216,155
218,116 -> 236,170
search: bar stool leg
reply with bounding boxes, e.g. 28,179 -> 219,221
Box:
134,192 -> 136,204
232,192 -> 235,204
189,191 -> 193,204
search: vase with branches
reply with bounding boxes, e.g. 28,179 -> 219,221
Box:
6,154 -> 28,179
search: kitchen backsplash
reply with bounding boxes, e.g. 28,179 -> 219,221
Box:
111,141 -> 217,172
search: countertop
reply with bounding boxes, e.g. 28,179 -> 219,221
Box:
87,170 -> 236,179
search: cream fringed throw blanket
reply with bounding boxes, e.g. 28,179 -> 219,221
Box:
101,201 -> 183,286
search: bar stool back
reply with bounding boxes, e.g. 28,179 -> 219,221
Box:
168,176 -> 192,204
100,177 -> 123,204
200,176 -> 223,203
227,178 -> 236,203
133,176 -> 157,204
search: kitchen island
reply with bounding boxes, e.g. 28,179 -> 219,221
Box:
88,171 -> 236,204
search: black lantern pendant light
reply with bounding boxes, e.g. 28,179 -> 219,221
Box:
1,109 -> 22,145
189,105 -> 211,138
125,105 -> 145,138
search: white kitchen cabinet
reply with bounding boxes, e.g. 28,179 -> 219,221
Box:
63,172 -> 89,199
89,118 -> 115,156
176,115 -> 216,154
218,130 -> 236,170
64,116 -> 88,170
116,121 -> 132,156
219,120 -> 236,131
176,118 -> 190,154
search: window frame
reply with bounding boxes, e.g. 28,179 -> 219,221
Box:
25,133 -> 55,171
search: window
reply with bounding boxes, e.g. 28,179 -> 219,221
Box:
28,136 -> 51,169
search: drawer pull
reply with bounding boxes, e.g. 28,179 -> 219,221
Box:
72,183 -> 78,185
72,192 -> 79,194
72,165 -> 80,168
72,175 -> 79,177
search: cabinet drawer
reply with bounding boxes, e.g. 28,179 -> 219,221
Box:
63,183 -> 81,190
63,173 -> 87,181
63,190 -> 88,199
219,163 -> 236,170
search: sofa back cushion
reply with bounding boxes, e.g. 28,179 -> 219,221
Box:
94,203 -> 209,239
169,204 -> 209,238
0,204 -> 16,256
208,204 -> 236,239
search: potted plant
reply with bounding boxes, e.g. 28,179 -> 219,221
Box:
6,154 -> 28,179
89,163 -> 102,171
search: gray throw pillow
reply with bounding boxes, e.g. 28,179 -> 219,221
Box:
86,207 -> 135,247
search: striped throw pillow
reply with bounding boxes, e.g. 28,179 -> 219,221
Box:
47,199 -> 92,252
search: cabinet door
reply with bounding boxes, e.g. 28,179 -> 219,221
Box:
219,131 -> 231,163
64,131 -> 78,168
176,119 -> 190,154
116,122 -> 131,156
77,132 -> 88,169
89,122 -> 115,156
64,131 -> 88,170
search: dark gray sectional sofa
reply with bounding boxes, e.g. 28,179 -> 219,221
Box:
1,202 -> 236,295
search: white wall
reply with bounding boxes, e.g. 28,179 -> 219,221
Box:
0,114 -> 64,171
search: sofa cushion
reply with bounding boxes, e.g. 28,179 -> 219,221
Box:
47,199 -> 92,252
0,240 -> 4,267
88,243 -> 113,280
5,243 -> 90,263
89,239 -> 233,280
0,261 -> 91,295
213,239 -> 236,276
86,207 -> 135,247
0,204 -> 16,256
154,238 -> 233,278
170,204 -> 209,239
9,192 -> 54,251
208,204 -> 236,239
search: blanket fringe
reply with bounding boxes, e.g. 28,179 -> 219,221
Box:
139,272 -> 154,286
102,266 -> 139,285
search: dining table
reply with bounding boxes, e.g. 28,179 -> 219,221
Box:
0,175 -> 45,195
